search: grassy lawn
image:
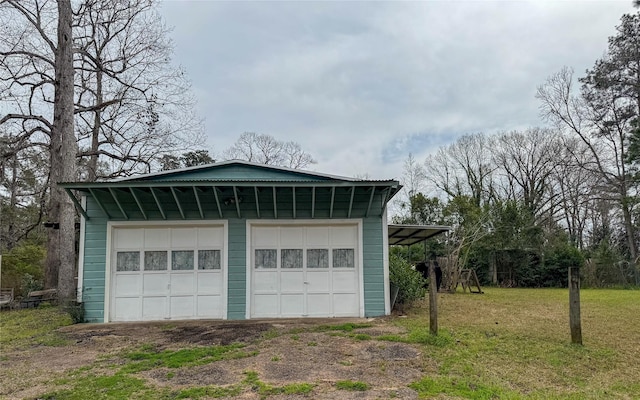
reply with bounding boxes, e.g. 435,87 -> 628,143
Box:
400,288 -> 640,399
0,288 -> 638,399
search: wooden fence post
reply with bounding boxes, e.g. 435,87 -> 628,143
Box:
429,262 -> 438,336
569,266 -> 582,345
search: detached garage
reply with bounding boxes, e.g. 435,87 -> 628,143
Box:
61,161 -> 402,323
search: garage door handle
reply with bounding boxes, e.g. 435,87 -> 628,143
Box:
304,281 -> 309,284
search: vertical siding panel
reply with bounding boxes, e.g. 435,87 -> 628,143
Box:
82,197 -> 108,322
227,219 -> 246,319
362,216 -> 385,316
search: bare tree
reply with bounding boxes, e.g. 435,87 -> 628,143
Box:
48,0 -> 77,300
553,136 -> 600,248
537,66 -> 638,262
0,135 -> 49,250
0,0 -> 77,298
424,133 -> 495,206
223,132 -> 316,169
1,0 -> 201,297
73,0 -> 203,180
392,153 -> 426,222
492,128 -> 563,224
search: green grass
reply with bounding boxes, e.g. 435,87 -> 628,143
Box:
315,322 -> 373,332
398,288 -> 640,399
351,333 -> 371,340
121,343 -> 257,373
409,376 -> 520,399
244,371 -> 315,398
174,385 -> 242,399
41,369 -> 315,400
378,327 -> 454,347
335,380 -> 370,391
38,372 -> 159,400
0,306 -> 73,350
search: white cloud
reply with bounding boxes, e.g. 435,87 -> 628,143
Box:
160,0 -> 636,180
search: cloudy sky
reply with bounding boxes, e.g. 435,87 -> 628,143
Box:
159,0 -> 637,181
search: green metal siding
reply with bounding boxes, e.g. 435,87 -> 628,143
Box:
82,197 -> 108,322
227,219 -> 247,319
363,216 -> 385,317
79,184 -> 390,322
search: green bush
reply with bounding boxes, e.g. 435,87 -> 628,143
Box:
542,243 -> 584,287
0,243 -> 45,297
63,301 -> 85,324
389,254 -> 426,307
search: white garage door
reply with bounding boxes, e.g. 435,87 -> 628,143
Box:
250,224 -> 360,318
110,226 -> 225,322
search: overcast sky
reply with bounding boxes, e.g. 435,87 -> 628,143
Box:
159,0 -> 637,181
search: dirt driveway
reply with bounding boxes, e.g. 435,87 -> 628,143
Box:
2,317 -> 433,399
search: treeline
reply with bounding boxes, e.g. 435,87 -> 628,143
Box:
0,1 -> 316,299
392,12 -> 640,288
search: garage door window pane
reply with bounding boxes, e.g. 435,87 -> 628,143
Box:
199,250 -> 221,270
282,249 -> 303,269
145,251 -> 167,271
116,251 -> 140,271
255,249 -> 277,269
333,249 -> 355,268
307,249 -> 328,268
172,250 -> 194,270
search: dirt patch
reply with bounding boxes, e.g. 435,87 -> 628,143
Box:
3,318 -> 427,399
164,322 -> 273,345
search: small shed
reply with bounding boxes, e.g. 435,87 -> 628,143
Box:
61,161 -> 402,323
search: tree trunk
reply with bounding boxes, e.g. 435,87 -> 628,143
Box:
88,69 -> 103,182
45,0 -> 77,302
621,198 -> 638,264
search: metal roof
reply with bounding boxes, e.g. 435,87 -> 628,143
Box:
387,224 -> 451,246
111,160 -> 377,183
60,161 -> 402,221
60,181 -> 402,221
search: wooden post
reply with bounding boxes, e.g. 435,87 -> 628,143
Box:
569,267 -> 582,345
429,262 -> 438,336
491,252 -> 498,284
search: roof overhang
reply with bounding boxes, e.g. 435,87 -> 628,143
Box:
60,180 -> 402,221
387,224 -> 451,246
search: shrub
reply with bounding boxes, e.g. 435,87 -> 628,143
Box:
542,243 -> 584,287
389,254 -> 426,307
0,243 -> 45,297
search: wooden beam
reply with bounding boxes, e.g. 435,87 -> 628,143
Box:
569,267 -> 582,345
193,187 -> 204,219
64,188 -> 89,220
254,187 -> 261,218
293,187 -> 296,219
329,186 -> 335,218
150,187 -> 166,220
429,264 -> 438,336
129,188 -> 147,220
88,188 -> 110,218
272,187 -> 277,219
171,187 -> 186,219
365,187 -> 376,217
233,186 -> 241,218
311,186 -> 316,219
212,187 -> 222,218
108,188 -> 128,219
379,187 -> 392,215
348,186 -> 355,218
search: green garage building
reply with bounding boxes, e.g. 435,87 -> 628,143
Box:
61,161 -> 407,323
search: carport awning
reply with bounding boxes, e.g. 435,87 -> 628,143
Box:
59,180 -> 402,221
388,224 -> 451,246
